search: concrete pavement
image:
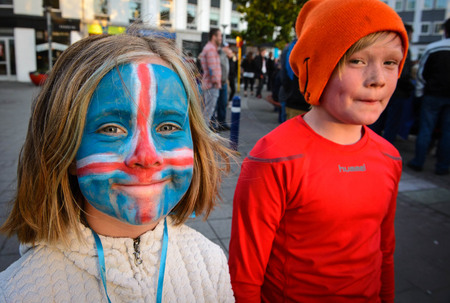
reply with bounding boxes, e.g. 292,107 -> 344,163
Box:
0,81 -> 449,302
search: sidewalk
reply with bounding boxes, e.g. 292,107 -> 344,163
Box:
0,82 -> 449,302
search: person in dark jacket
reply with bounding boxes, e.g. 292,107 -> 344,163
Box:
408,18 -> 450,175
241,52 -> 257,97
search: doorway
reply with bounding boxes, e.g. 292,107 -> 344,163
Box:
0,37 -> 16,81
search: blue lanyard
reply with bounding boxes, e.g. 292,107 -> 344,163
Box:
91,218 -> 169,303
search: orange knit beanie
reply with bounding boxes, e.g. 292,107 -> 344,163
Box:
289,0 -> 408,105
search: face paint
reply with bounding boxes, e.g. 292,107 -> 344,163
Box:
76,63 -> 194,226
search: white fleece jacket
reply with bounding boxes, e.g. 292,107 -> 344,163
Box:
0,218 -> 234,302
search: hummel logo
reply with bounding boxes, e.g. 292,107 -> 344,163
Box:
338,164 -> 366,173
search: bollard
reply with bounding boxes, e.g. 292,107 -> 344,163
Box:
230,96 -> 241,151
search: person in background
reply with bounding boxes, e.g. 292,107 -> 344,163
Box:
241,52 -> 257,97
254,48 -> 267,98
266,51 -> 275,92
213,42 -> 232,132
0,32 -> 235,302
228,49 -> 238,104
407,18 -> 450,176
229,0 -> 408,301
199,28 -> 222,126
278,38 -> 310,122
370,24 -> 415,144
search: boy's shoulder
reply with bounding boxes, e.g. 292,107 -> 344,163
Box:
365,127 -> 401,160
250,116 -> 310,160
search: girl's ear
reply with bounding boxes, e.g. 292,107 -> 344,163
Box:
69,162 -> 77,176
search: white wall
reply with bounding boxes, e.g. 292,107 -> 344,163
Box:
110,0 -> 129,25
61,1 -> 82,19
143,0 -> 160,27
220,0 -> 231,34
174,0 -> 187,29
14,0 -> 43,16
14,28 -> 36,82
197,0 -> 211,33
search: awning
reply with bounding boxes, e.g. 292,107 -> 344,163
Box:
36,42 -> 68,52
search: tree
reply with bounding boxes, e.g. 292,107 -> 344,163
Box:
232,0 -> 307,49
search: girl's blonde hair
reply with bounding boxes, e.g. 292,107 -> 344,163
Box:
1,30 -> 233,244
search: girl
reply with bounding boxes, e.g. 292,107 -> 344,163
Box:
0,31 -> 235,302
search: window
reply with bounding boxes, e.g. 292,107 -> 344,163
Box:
160,0 -> 172,27
406,0 -> 415,10
423,0 -> 433,9
231,14 -> 240,30
211,0 -> 220,8
434,22 -> 444,35
187,4 -> 197,30
436,0 -> 446,8
188,0 -> 197,3
0,0 -> 13,4
421,23 -> 431,35
94,0 -> 108,16
129,0 -> 141,21
43,0 -> 59,9
394,0 -> 403,10
210,9 -> 219,28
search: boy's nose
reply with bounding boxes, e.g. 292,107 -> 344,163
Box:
125,132 -> 163,168
365,64 -> 386,88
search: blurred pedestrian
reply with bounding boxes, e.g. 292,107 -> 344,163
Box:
278,38 -> 310,122
229,0 -> 408,301
0,32 -> 235,302
213,43 -> 232,131
408,18 -> 450,175
266,51 -> 275,91
370,24 -> 415,143
255,48 -> 267,98
199,28 -> 222,125
228,50 -> 238,103
241,52 -> 257,97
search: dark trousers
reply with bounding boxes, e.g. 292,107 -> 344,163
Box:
256,74 -> 266,96
229,77 -> 236,101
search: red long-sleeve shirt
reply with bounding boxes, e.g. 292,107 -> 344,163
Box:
229,115 -> 401,302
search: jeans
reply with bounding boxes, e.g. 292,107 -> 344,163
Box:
202,88 -> 220,124
214,83 -> 228,126
409,95 -> 450,173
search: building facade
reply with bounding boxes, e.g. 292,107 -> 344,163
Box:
385,0 -> 450,60
0,0 -> 246,82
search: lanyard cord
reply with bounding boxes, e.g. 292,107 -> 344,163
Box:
91,218 -> 169,303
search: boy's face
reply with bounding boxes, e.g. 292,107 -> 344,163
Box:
319,33 -> 403,126
75,62 -> 194,226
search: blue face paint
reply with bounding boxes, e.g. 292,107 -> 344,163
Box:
76,63 -> 194,225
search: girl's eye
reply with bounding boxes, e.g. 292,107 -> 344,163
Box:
97,124 -> 126,135
157,123 -> 181,134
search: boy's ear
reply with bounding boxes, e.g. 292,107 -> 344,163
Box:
69,162 -> 77,176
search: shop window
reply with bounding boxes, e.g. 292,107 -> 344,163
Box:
210,9 -> 219,28
406,0 -> 416,10
129,0 -> 141,21
436,0 -> 446,8
434,22 -> 444,35
211,0 -> 220,8
160,0 -> 172,28
421,23 -> 431,35
94,0 -> 108,17
187,4 -> 197,30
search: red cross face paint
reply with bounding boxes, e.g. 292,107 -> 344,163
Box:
75,63 -> 194,225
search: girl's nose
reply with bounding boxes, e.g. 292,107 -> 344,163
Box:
125,132 -> 163,168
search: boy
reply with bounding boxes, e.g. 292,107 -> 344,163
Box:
228,0 -> 408,302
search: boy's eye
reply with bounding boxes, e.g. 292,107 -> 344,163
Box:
97,124 -> 126,135
384,60 -> 399,66
349,59 -> 364,65
157,123 -> 181,134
